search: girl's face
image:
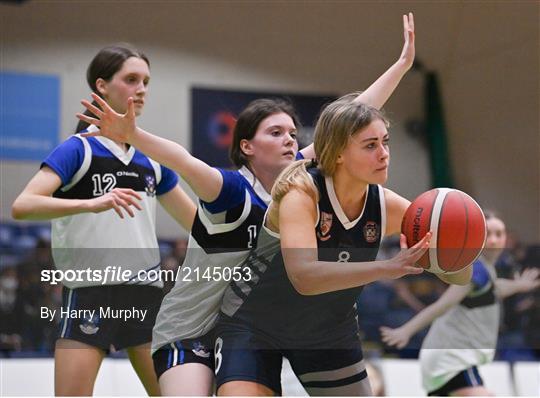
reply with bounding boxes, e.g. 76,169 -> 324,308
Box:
241,112 -> 298,174
97,57 -> 150,116
338,119 -> 390,185
484,217 -> 507,261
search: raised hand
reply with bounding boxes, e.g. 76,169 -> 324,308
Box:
382,232 -> 431,279
398,12 -> 415,70
380,325 -> 411,349
87,188 -> 143,219
77,93 -> 137,143
514,267 -> 540,293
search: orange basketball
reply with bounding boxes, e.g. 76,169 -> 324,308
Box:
401,188 -> 486,274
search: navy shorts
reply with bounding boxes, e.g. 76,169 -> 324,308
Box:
428,366 -> 484,396
152,331 -> 215,379
215,321 -> 372,396
58,285 -> 162,351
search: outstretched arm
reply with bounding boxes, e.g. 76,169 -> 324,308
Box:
380,283 -> 471,349
12,167 -> 142,220
301,13 -> 415,159
78,94 -> 223,203
495,268 -> 540,299
353,12 -> 416,108
277,189 -> 429,296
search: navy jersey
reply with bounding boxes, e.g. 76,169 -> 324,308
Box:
191,167 -> 270,253
45,137 -> 177,201
42,131 -> 178,287
192,151 -> 304,253
221,166 -> 386,348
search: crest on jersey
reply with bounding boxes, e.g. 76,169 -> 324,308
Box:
317,211 -> 333,241
363,221 -> 379,243
79,314 -> 100,335
145,175 -> 156,197
192,341 -> 211,358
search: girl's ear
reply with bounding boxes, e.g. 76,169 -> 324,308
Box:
240,139 -> 254,156
95,78 -> 108,97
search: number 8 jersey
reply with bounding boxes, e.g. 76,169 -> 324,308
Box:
220,166 -> 386,348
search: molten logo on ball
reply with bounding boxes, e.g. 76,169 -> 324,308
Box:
412,207 -> 423,242
402,188 -> 486,274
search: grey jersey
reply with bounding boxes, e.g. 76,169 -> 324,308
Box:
420,258 -> 500,393
151,167 -> 271,354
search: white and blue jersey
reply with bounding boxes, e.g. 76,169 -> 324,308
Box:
43,128 -> 178,288
220,166 -> 386,348
151,154 -> 304,354
420,257 -> 500,393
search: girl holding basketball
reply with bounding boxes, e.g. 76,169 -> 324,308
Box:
214,95 -> 472,396
77,14 -> 420,396
11,44 -> 196,396
380,211 -> 540,396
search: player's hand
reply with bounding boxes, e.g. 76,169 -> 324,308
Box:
77,93 -> 137,143
380,326 -> 411,349
398,12 -> 415,70
87,188 -> 143,219
514,267 -> 540,293
382,232 -> 431,279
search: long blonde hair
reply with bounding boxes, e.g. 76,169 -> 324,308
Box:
271,159 -> 319,205
269,94 -> 388,211
314,93 -> 389,176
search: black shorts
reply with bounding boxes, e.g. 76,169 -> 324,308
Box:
215,321 -> 371,396
152,331 -> 215,379
428,366 -> 484,396
58,285 -> 162,351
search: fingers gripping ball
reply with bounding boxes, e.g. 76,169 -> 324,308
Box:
401,188 -> 486,274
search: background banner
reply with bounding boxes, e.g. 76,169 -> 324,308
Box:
1,71 -> 60,161
191,87 -> 335,168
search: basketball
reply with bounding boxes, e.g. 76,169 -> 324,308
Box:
401,188 -> 486,274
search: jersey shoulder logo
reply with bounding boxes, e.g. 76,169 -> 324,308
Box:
145,175 -> 156,197
363,221 -> 379,243
317,211 -> 333,241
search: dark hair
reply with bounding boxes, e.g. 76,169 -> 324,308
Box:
229,98 -> 301,168
483,209 -> 501,221
75,43 -> 149,133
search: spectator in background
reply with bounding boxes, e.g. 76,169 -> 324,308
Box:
357,235 -> 445,354
494,231 -> 537,360
0,267 -> 22,355
160,238 -> 188,294
522,245 -> 540,359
